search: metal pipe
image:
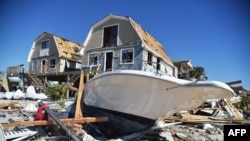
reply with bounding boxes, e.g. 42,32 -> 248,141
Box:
38,101 -> 81,141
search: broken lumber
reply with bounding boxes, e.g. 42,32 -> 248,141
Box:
2,117 -> 108,129
223,98 -> 243,120
0,101 -> 18,109
226,80 -> 242,85
164,114 -> 246,124
38,101 -> 80,141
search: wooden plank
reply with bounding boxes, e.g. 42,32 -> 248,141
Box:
180,114 -> 211,121
223,98 -> 243,120
2,117 -> 108,129
165,114 -> 247,124
226,80 -> 242,85
0,101 -> 18,109
170,128 -> 179,141
231,86 -> 244,92
75,70 -> 84,118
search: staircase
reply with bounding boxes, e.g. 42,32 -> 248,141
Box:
68,73 -> 80,84
25,73 -> 49,94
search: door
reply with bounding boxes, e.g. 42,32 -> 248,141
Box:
105,52 -> 113,72
41,59 -> 47,73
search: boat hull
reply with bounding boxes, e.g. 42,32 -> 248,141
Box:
84,70 -> 235,120
83,104 -> 155,137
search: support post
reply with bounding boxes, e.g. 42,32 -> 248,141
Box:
75,70 -> 84,118
67,74 -> 70,98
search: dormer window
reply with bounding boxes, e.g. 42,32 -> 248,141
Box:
103,25 -> 118,47
41,40 -> 50,49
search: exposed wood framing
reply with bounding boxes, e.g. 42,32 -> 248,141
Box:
2,117 -> 108,130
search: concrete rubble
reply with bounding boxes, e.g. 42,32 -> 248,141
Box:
0,93 -> 249,141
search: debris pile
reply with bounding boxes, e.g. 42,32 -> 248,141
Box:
0,96 -> 249,140
165,98 -> 248,124
0,85 -> 48,100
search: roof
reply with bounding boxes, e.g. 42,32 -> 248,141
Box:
29,32 -> 83,62
173,60 -> 193,71
54,35 -> 83,62
130,19 -> 173,64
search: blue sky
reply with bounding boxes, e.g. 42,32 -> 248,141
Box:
0,0 -> 249,90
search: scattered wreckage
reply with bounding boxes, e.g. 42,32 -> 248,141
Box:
0,94 -> 249,141
0,73 -> 249,140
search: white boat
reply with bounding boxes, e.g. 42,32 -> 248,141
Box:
84,70 -> 235,120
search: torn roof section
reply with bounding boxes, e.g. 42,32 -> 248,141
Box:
54,35 -> 83,62
28,32 -> 83,63
130,19 -> 173,64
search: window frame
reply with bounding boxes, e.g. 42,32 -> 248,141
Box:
120,48 -> 134,64
88,53 -> 99,66
41,39 -> 50,49
49,58 -> 56,69
147,52 -> 152,65
103,24 -> 119,47
32,60 -> 38,71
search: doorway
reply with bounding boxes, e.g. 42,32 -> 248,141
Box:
41,59 -> 47,73
105,52 -> 113,71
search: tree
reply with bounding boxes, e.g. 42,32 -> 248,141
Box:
189,66 -> 208,81
48,84 -> 69,101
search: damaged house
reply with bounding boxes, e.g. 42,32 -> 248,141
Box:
81,14 -> 178,77
26,32 -> 83,92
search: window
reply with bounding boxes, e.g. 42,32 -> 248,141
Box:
157,57 -> 161,70
148,52 -> 152,65
89,53 -> 99,65
41,40 -> 50,49
49,58 -> 56,68
121,49 -> 134,63
103,25 -> 118,47
32,60 -> 38,71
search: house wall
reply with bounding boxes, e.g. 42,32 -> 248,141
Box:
82,44 -> 143,73
82,43 -> 176,76
85,19 -> 140,49
31,34 -> 58,58
82,18 -> 141,69
29,34 -> 61,74
82,17 -> 177,77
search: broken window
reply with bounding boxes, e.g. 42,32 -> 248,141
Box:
103,25 -> 118,47
89,53 -> 99,65
148,52 -> 152,65
121,49 -> 134,63
41,40 -> 50,49
49,58 -> 56,68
